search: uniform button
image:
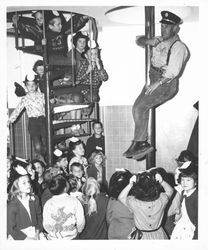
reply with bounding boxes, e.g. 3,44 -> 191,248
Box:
148,215 -> 151,217
148,206 -> 151,209
149,224 -> 152,227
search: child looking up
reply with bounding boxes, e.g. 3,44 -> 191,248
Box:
118,170 -> 173,239
9,74 -> 46,159
171,162 -> 198,239
7,162 -> 42,240
86,121 -> 105,158
43,175 -> 85,239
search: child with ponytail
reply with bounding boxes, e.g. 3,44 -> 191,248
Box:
79,177 -> 108,239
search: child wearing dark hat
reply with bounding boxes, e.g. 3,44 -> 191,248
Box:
7,162 -> 42,240
8,74 -> 46,159
67,31 -> 89,69
118,170 -> 173,239
171,161 -> 198,239
106,169 -> 134,239
174,150 -> 197,187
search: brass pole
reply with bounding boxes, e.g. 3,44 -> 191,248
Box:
145,6 -> 156,169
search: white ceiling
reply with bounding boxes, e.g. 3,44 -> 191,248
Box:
7,6 -> 199,28
7,6 -> 123,28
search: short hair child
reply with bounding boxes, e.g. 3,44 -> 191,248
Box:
70,162 -> 86,191
86,121 -> 105,158
12,10 -> 43,46
48,175 -> 68,195
43,174 -> 85,239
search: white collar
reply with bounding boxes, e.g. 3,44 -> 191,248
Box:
184,187 -> 196,197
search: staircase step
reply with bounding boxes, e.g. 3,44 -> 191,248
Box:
53,118 -> 93,130
54,132 -> 91,144
53,104 -> 90,114
52,84 -> 94,96
16,45 -> 43,56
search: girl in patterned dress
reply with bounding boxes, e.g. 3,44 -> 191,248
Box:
118,170 -> 173,240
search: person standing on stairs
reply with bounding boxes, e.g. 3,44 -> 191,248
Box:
123,10 -> 190,160
8,74 -> 47,161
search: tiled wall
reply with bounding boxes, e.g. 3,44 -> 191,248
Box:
102,105 -> 146,181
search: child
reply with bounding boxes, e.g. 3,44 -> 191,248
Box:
53,148 -> 69,177
41,167 -> 64,208
33,60 -> 45,94
79,177 -> 109,239
174,150 -> 197,187
67,31 -> 89,70
31,159 -> 46,200
107,169 -> 134,239
14,60 -> 45,97
12,10 -> 43,46
8,74 -> 46,159
76,47 -> 108,103
171,162 -> 198,239
67,174 -> 85,204
68,137 -> 88,173
45,11 -> 88,66
66,31 -> 90,120
86,121 -> 105,158
118,170 -> 173,239
70,162 -> 86,192
43,174 -> 85,239
7,162 -> 42,240
87,150 -> 108,193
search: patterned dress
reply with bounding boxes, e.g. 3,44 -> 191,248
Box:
126,193 -> 169,239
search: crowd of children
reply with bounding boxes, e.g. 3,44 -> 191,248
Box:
7,141 -> 198,240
